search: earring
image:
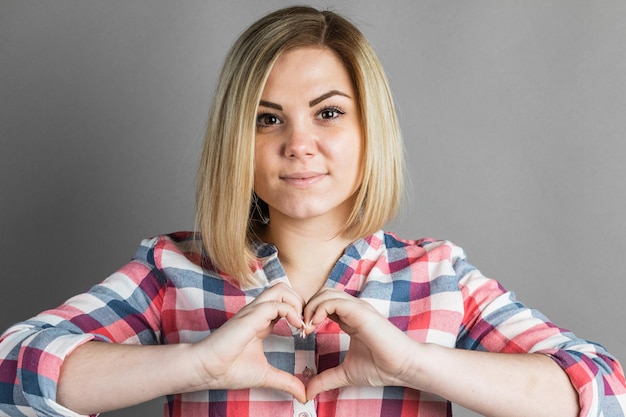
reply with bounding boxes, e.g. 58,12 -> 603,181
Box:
252,193 -> 270,224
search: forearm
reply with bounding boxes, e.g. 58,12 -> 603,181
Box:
407,343 -> 579,417
56,287 -> 310,415
57,341 -> 204,415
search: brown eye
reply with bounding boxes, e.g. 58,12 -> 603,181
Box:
321,110 -> 336,119
317,107 -> 345,121
256,113 -> 282,128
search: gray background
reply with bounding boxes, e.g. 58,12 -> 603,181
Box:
1,1 -> 624,416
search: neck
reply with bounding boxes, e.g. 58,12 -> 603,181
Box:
258,214 -> 354,300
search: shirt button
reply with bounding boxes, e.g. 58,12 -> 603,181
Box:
302,366 -> 315,379
298,413 -> 310,417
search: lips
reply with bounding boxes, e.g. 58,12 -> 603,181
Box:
280,171 -> 327,186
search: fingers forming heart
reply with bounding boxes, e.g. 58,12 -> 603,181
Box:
228,284 -> 412,402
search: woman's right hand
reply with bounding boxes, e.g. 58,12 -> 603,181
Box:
190,282 -> 307,403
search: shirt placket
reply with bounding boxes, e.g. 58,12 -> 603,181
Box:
292,330 -> 317,417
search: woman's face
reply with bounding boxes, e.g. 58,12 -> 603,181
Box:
254,47 -> 363,227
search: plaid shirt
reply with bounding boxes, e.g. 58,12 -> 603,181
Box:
1,230 -> 625,417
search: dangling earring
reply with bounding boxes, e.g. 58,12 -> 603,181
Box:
252,193 -> 270,224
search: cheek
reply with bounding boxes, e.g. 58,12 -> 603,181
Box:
348,140 -> 365,188
336,133 -> 363,175
253,144 -> 274,192
254,140 -> 276,163
253,143 -> 268,171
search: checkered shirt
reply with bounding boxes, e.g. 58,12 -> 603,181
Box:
1,230 -> 625,417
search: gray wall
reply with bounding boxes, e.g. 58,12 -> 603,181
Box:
1,1 -> 624,416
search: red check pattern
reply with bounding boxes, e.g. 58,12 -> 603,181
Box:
1,230 -> 624,416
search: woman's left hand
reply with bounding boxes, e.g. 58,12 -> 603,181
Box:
302,288 -> 580,417
302,287 -> 419,400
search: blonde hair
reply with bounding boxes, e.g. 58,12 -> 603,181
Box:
196,6 -> 404,286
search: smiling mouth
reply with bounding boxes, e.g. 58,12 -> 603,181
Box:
280,172 -> 327,185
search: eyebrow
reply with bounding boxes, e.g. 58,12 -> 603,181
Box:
258,100 -> 282,111
309,90 -> 351,107
258,90 -> 352,111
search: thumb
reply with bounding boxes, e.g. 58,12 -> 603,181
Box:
264,367 -> 307,403
305,365 -> 349,401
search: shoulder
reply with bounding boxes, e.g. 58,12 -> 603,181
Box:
133,231 -> 204,271
139,231 -> 199,247
348,230 -> 471,280
377,230 -> 467,263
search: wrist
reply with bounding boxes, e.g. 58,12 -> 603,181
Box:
396,341 -> 441,392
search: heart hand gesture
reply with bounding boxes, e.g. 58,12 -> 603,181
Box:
192,284 -> 418,404
302,287 -> 418,400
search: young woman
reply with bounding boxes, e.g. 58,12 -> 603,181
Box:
1,6 -> 624,417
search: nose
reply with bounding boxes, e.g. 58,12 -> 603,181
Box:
284,122 -> 316,159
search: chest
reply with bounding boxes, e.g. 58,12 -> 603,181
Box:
158,268 -> 460,417
159,270 -> 464,350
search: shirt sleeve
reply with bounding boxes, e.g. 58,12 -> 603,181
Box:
0,237 -> 167,417
453,247 -> 626,417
